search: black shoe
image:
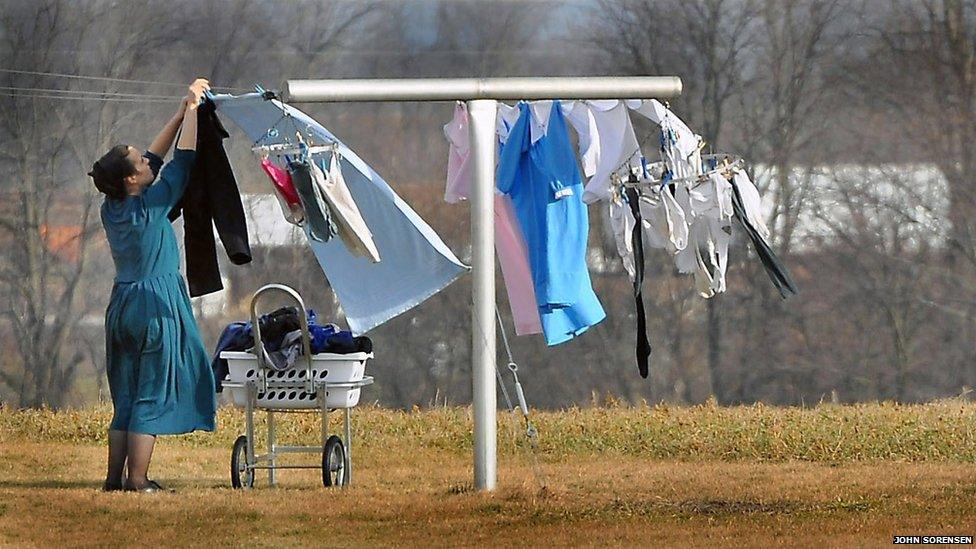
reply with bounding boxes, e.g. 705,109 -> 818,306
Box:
101,481 -> 124,492
124,479 -> 172,493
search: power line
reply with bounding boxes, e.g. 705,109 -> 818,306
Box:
0,85 -> 179,100
0,92 -> 175,103
0,68 -> 249,92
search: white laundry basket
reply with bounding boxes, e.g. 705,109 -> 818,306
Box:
222,351 -> 371,409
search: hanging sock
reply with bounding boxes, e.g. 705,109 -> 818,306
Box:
624,185 -> 652,378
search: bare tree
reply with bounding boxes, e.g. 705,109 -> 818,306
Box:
0,0 -> 195,407
842,0 -> 976,390
812,166 -> 943,400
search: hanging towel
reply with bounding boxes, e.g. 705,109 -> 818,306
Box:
213,93 -> 468,335
443,103 -> 542,336
496,102 -> 605,346
581,100 -> 642,204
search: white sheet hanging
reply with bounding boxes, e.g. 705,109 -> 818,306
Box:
214,93 -> 468,335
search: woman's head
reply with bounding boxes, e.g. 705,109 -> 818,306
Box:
88,145 -> 154,199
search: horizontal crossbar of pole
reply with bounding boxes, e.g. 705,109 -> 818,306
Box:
282,76 -> 682,102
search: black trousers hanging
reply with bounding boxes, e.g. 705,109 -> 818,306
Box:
169,99 -> 251,297
624,187 -> 652,378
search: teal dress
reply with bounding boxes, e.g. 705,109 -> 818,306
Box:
101,148 -> 216,435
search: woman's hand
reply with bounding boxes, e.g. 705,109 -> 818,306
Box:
184,78 -> 211,112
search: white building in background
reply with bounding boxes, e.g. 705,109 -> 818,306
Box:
751,164 -> 949,251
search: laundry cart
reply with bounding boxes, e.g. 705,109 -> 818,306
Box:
221,284 -> 374,489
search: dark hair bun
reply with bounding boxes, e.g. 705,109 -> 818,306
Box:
89,145 -> 132,200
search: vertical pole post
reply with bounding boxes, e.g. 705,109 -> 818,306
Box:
467,99 -> 498,491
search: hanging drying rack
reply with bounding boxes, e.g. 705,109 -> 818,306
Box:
621,153 -> 745,191
251,140 -> 338,157
247,84 -> 339,159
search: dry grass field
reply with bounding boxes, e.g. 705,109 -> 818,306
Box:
1,401 -> 975,547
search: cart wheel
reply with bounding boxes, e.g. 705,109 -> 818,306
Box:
231,435 -> 255,489
322,435 -> 346,487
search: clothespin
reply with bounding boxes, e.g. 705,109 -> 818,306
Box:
292,133 -> 308,162
255,84 -> 277,101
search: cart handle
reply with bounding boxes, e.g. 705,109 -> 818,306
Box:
250,283 -> 315,395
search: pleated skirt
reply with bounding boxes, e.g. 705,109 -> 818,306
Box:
105,271 -> 216,435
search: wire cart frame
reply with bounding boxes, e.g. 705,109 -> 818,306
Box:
221,284 -> 374,489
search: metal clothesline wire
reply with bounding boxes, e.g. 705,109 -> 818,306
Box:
0,85 -> 180,100
0,67 -> 249,91
0,91 -> 176,103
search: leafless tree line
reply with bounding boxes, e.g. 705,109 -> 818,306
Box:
0,0 -> 973,408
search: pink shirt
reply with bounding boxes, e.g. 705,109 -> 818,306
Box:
443,103 -> 542,336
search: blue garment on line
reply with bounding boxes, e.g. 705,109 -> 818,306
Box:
496,102 -> 606,346
213,93 -> 469,335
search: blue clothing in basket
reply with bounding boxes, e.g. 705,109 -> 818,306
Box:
101,148 -> 216,435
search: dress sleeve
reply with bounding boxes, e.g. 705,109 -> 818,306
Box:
143,148 -> 196,222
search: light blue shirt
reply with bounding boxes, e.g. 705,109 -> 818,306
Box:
496,102 -> 605,346
214,93 -> 468,334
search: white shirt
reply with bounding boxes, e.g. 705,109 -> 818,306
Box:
582,100 -> 642,204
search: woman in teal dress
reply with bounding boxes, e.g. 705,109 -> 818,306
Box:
89,79 -> 214,492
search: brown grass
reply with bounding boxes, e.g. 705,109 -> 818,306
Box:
1,403 -> 975,547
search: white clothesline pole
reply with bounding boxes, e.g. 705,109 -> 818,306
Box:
467,99 -> 498,490
283,77 -> 683,492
